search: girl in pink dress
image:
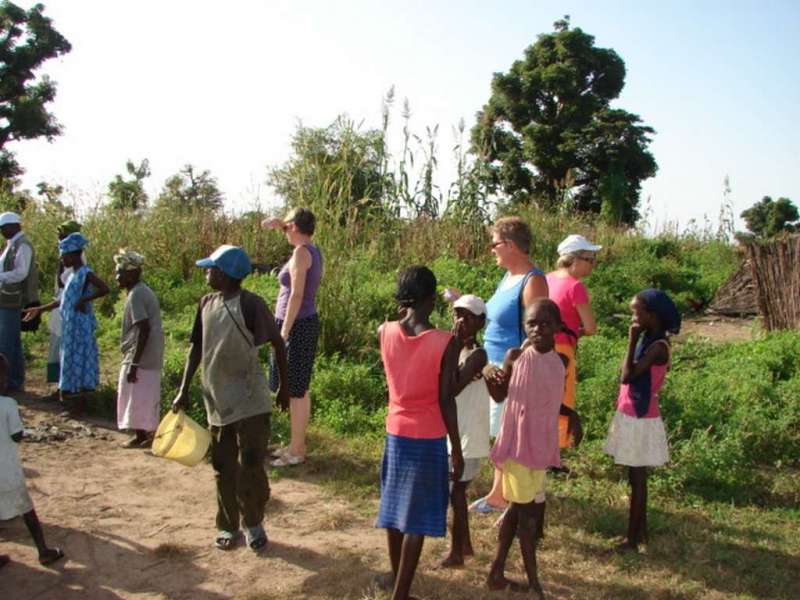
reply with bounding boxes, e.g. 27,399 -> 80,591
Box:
604,289 -> 681,552
484,299 -> 581,598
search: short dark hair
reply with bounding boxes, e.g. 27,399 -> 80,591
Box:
526,298 -> 563,326
286,207 -> 316,235
395,266 -> 437,308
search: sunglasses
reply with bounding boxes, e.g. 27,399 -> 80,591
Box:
578,254 -> 597,264
489,240 -> 507,250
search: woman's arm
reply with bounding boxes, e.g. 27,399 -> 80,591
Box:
575,303 -> 597,336
438,337 -> 463,481
522,273 -> 548,307
75,272 -> 110,312
280,245 -> 312,340
126,319 -> 151,383
22,299 -> 60,321
453,347 -> 487,397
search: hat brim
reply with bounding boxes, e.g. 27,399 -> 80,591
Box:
196,258 -> 216,269
452,300 -> 486,316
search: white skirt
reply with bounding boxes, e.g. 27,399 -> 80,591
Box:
0,485 -> 33,520
604,410 -> 669,467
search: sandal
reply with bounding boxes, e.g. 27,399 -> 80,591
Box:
270,446 -> 289,459
39,548 -> 65,566
214,530 -> 238,551
469,496 -> 506,514
271,453 -> 305,467
244,525 -> 268,553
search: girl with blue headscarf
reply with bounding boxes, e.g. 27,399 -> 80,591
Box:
603,288 -> 681,553
24,233 -> 109,415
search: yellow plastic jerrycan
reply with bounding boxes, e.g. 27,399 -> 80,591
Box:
152,410 -> 211,467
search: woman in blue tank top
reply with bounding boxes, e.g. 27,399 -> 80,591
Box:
472,217 -> 548,513
262,208 -> 323,467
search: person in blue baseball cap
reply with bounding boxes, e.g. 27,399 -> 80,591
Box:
24,232 -> 110,416
172,244 -> 289,553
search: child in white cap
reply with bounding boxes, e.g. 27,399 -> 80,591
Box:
441,293 -> 489,568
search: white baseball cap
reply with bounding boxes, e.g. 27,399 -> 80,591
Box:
557,234 -> 602,256
453,294 -> 487,316
0,212 -> 21,226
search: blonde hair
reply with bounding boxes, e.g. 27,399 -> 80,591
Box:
557,253 -> 579,268
491,217 -> 531,254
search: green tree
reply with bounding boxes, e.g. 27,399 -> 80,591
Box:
108,159 -> 150,210
740,196 -> 798,239
156,164 -> 223,212
471,16 -> 656,224
268,116 -> 389,225
0,2 -> 71,182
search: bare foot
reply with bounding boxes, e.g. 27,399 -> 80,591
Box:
614,540 -> 639,554
38,548 -> 65,566
487,571 -> 529,592
438,553 -> 464,568
529,581 -> 545,600
372,572 -> 394,592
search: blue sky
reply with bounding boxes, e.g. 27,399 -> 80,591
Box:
11,1 -> 800,229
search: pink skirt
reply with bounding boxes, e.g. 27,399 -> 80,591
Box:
116,366 -> 161,432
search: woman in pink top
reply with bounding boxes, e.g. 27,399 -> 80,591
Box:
375,266 -> 462,600
484,299 -> 582,598
604,289 -> 681,553
546,234 -> 600,450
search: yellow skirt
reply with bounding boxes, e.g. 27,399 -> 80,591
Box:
501,459 -> 546,504
556,343 -> 577,448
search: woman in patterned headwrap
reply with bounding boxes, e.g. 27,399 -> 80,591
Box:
45,220 -> 83,387
114,249 -> 164,448
24,233 -> 109,416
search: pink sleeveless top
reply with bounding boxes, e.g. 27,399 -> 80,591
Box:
616,340 -> 670,419
380,321 -> 452,439
490,347 -> 566,470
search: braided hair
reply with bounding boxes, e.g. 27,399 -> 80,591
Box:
395,266 -> 437,309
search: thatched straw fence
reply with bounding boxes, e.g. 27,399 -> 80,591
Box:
746,236 -> 800,330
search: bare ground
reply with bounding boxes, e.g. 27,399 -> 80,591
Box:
2,391 -> 391,600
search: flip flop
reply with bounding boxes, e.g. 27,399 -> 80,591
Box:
271,453 -> 305,467
39,548 -> 64,566
214,530 -> 238,551
270,446 -> 289,459
0,555 -> 10,569
244,525 -> 268,553
468,497 -> 506,514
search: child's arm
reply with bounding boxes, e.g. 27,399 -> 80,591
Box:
453,347 -> 487,397
620,325 -> 668,383
439,337 -> 463,482
483,347 -> 522,402
559,404 -> 584,446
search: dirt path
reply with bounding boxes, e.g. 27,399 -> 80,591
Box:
2,394 -> 387,600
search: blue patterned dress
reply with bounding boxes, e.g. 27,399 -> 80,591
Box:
59,265 -> 99,393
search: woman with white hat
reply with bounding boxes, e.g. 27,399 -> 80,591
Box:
546,234 -> 600,452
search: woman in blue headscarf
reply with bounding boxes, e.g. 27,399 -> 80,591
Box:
24,233 -> 109,415
604,288 -> 681,552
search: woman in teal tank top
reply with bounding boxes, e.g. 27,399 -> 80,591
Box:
470,217 -> 548,514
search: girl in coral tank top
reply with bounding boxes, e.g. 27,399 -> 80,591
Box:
375,266 -> 462,600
